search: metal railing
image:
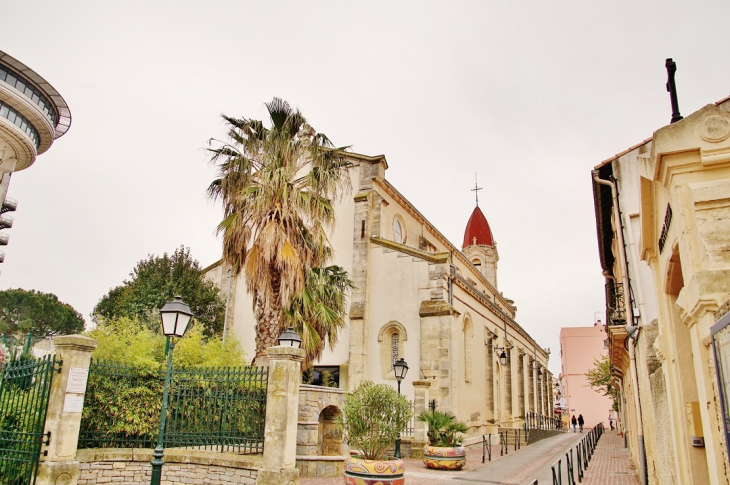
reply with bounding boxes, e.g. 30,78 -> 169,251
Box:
547,423 -> 604,484
526,411 -> 562,431
482,434 -> 492,462
78,359 -> 268,453
0,354 -> 59,485
401,401 -> 416,437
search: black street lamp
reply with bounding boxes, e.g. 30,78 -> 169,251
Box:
494,347 -> 508,366
393,358 -> 409,459
150,296 -> 193,485
278,326 -> 303,348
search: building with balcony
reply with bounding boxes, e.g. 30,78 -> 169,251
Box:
0,51 -> 71,265
592,93 -> 730,484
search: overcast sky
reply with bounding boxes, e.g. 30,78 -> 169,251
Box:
2,1 -> 729,374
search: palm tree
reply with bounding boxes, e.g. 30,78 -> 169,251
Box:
207,98 -> 352,365
283,265 -> 355,368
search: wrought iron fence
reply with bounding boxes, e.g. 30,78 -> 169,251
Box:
0,354 -> 58,485
78,359 -> 268,454
401,401 -> 416,437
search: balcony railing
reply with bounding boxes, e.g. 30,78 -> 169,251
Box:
0,251 -> 5,263
0,215 -> 13,229
0,233 -> 8,245
1,197 -> 17,213
606,281 -> 626,326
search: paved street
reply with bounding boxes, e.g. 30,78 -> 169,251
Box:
302,430 -> 639,485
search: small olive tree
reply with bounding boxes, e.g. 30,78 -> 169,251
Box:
339,381 -> 412,460
586,354 -> 619,410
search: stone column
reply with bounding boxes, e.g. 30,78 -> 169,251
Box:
504,348 -> 513,425
419,278 -> 458,412
411,380 -> 431,458
528,357 -> 535,414
257,346 -> 306,485
484,336 -> 495,425
516,351 -> 525,426
36,335 -> 97,485
537,364 -> 545,415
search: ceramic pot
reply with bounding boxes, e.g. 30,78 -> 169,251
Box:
422,445 -> 466,470
343,456 -> 405,485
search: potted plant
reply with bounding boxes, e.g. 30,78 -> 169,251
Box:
417,409 -> 469,470
340,381 -> 413,485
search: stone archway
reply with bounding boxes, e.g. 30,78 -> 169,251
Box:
317,405 -> 343,456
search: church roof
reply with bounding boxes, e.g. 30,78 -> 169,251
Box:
463,206 -> 494,248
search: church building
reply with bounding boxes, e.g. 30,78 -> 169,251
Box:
205,151 -> 552,447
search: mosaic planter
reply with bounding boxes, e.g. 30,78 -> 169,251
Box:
422,445 -> 466,470
343,456 -> 405,485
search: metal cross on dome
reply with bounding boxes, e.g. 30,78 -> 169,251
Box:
471,173 -> 482,206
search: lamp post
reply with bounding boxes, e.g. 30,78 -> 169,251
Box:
150,296 -> 193,485
393,358 -> 409,459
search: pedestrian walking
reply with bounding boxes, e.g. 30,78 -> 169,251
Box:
609,415 -> 615,430
578,414 -> 584,433
571,414 -> 577,432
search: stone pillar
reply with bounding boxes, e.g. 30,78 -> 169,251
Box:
537,364 -> 545,415
257,346 -> 306,485
36,335 -> 97,485
528,357 -> 535,414
411,380 -> 431,458
516,351 -> 525,426
504,348 -> 513,425
484,336 -> 495,425
419,283 -> 458,412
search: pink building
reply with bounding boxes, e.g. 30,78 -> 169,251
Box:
559,324 -> 613,429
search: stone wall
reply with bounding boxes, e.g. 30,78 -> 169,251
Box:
76,449 -> 261,485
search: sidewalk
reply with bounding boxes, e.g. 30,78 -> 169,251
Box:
301,429 -> 640,485
581,431 -> 639,485
301,440 -> 514,485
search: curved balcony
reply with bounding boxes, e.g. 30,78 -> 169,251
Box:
0,251 -> 5,263
0,233 -> 7,245
0,215 -> 13,229
1,196 -> 17,213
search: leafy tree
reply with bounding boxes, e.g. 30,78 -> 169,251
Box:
93,246 -> 225,336
207,98 -> 353,364
0,288 -> 85,338
586,354 -> 618,407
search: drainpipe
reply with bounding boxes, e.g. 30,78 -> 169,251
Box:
593,170 -> 647,485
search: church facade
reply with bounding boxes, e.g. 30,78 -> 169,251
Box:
205,151 -> 552,446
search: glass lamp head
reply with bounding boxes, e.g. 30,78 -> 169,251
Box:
159,296 -> 193,338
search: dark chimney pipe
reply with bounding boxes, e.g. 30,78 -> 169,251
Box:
666,58 -> 683,124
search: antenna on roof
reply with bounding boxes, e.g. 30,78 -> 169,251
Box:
471,172 -> 482,207
666,58 -> 683,124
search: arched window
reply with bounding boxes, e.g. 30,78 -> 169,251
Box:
393,217 -> 403,244
391,333 -> 399,367
378,321 -> 408,379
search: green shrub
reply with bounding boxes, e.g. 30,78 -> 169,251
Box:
339,381 -> 412,460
